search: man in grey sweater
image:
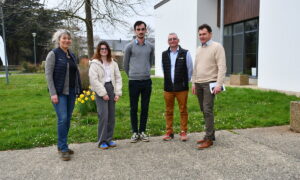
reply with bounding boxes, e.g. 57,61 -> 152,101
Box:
123,21 -> 155,143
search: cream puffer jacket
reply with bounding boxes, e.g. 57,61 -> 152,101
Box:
89,59 -> 122,97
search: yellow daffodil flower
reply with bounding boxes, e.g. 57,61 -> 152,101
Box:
91,95 -> 95,101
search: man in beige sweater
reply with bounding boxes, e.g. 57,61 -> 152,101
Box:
192,24 -> 226,149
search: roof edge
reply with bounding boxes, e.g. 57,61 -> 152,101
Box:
154,0 -> 170,9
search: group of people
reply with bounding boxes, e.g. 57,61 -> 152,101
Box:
45,21 -> 226,161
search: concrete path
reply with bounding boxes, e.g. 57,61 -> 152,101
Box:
1,126 -> 300,180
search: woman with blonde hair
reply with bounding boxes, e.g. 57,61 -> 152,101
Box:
89,41 -> 122,149
45,29 -> 82,161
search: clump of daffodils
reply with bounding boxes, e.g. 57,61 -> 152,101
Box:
76,86 -> 97,115
76,86 -> 96,105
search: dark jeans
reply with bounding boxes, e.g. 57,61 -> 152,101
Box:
195,83 -> 215,140
95,82 -> 115,144
53,88 -> 76,152
129,79 -> 152,133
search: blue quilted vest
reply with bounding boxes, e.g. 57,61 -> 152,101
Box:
52,48 -> 82,95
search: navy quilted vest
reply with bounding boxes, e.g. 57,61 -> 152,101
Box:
52,48 -> 82,95
162,46 -> 188,92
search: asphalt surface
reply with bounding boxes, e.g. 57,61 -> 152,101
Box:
1,125 -> 300,180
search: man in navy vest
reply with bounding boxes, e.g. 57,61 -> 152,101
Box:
161,33 -> 193,141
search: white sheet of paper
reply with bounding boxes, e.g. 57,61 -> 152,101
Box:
209,82 -> 226,94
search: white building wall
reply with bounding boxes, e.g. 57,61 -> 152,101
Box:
258,0 -> 300,92
154,0 -> 198,77
154,0 -> 219,77
197,0 -> 220,46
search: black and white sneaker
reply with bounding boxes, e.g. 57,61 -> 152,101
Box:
130,133 -> 139,143
140,132 -> 150,142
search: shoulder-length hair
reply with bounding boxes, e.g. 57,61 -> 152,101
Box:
52,29 -> 72,48
92,41 -> 112,63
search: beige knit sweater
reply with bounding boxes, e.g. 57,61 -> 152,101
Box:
192,41 -> 227,86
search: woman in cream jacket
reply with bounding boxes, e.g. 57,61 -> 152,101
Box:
89,41 -> 122,149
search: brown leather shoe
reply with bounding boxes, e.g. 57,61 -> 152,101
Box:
197,140 -> 213,150
197,137 -> 215,144
179,131 -> 188,141
58,148 -> 74,155
197,139 -> 206,144
163,133 -> 174,141
60,152 -> 71,161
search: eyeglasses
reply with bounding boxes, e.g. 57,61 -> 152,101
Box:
168,38 -> 178,41
136,28 -> 145,31
100,48 -> 107,51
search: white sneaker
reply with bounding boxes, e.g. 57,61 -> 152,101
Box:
130,133 -> 139,143
140,132 -> 150,142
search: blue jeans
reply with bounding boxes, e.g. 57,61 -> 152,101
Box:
53,88 -> 76,152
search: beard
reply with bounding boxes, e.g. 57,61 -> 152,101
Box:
137,33 -> 145,39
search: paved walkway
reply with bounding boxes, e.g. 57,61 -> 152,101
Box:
1,126 -> 300,180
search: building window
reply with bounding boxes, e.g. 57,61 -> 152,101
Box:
224,18 -> 259,77
224,26 -> 232,74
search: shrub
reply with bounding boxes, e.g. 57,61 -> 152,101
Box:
76,87 -> 97,116
78,56 -> 90,90
39,61 -> 46,73
21,61 -> 38,73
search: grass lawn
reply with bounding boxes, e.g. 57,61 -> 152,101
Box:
0,73 -> 299,151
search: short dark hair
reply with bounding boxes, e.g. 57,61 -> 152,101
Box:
198,24 -> 212,33
134,21 -> 147,30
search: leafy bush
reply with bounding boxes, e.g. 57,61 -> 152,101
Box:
39,61 -> 46,73
21,61 -> 38,73
78,56 -> 90,90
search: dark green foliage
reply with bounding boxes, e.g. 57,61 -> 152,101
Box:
1,0 -> 65,65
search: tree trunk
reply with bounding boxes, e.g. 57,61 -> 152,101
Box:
85,0 -> 94,58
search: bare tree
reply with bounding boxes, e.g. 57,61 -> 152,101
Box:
55,0 -> 146,57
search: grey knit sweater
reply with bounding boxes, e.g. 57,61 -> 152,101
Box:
123,40 -> 155,80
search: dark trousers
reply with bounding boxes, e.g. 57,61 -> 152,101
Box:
195,83 -> 215,140
129,79 -> 152,133
95,82 -> 115,144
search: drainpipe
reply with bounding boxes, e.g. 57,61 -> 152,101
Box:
220,0 -> 224,45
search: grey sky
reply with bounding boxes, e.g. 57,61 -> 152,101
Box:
43,0 -> 159,40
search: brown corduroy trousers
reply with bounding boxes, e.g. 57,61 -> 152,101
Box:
164,90 -> 189,134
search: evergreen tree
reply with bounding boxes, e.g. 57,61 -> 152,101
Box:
1,0 -> 65,65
